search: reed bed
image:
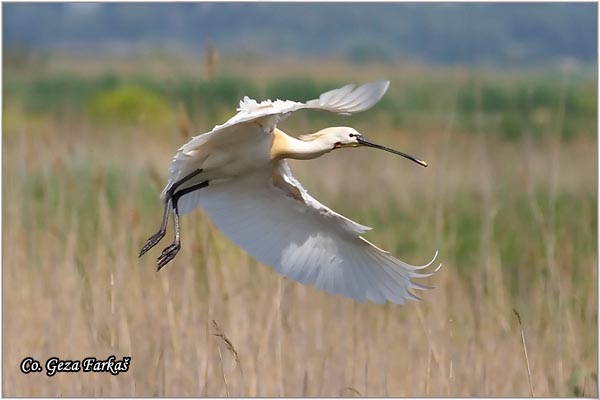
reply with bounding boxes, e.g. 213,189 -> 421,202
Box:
3,60 -> 597,396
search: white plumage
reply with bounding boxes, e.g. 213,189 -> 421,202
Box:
141,80 -> 439,304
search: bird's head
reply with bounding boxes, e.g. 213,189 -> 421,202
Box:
315,126 -> 428,167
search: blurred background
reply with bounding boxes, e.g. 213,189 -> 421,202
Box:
3,3 -> 597,397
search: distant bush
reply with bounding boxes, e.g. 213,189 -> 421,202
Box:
454,77 -> 597,140
20,74 -> 128,119
23,75 -> 94,116
86,84 -> 172,125
170,77 -> 260,121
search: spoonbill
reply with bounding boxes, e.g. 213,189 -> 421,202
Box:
140,80 -> 439,304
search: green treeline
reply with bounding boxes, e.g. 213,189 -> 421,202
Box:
5,73 -> 596,140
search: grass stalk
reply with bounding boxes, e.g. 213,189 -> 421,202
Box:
212,320 -> 243,396
513,309 -> 535,397
216,344 -> 229,397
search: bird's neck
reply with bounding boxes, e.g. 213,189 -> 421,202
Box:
271,129 -> 332,161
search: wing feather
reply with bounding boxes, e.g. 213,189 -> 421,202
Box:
305,80 -> 390,113
177,160 -> 437,304
352,249 -> 382,302
317,84 -> 356,107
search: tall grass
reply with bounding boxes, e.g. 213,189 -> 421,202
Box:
2,58 -> 597,396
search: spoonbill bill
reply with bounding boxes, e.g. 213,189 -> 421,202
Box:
140,80 -> 439,304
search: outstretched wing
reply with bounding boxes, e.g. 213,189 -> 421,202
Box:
178,80 -> 389,154
178,160 -> 438,304
164,81 -> 390,190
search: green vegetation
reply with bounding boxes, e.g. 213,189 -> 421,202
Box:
5,71 -> 597,140
87,84 -> 172,125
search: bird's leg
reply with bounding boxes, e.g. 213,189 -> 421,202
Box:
139,202 -> 171,257
157,180 -> 209,270
139,169 -> 203,257
156,206 -> 180,271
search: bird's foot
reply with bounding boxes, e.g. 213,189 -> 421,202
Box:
157,242 -> 181,271
139,230 -> 166,258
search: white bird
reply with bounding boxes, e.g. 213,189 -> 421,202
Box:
140,80 -> 439,304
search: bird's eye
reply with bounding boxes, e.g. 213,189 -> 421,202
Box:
349,133 -> 356,138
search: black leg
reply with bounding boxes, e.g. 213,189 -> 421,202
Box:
156,180 -> 209,270
139,169 -> 203,257
139,202 -> 171,257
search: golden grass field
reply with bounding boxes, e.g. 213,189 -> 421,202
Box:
3,55 -> 598,396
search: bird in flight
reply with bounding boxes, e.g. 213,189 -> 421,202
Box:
140,80 -> 439,304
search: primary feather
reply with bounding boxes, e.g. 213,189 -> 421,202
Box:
179,161 -> 436,304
